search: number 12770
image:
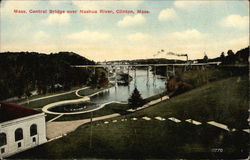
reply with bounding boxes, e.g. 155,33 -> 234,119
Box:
211,148 -> 223,152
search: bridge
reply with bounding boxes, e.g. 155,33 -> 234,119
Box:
72,62 -> 221,68
71,62 -> 221,88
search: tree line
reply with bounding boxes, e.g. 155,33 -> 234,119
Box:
0,51 -> 95,100
200,46 -> 249,64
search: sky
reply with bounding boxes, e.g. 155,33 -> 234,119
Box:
0,0 -> 249,61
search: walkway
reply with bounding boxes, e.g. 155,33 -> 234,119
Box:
127,96 -> 169,112
47,113 -> 120,140
19,87 -> 89,105
47,113 -> 249,141
101,116 -> 248,134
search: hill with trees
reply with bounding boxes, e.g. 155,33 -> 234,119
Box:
0,51 -> 95,100
197,46 -> 249,64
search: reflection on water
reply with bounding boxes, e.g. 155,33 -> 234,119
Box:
48,70 -> 166,113
91,69 -> 166,104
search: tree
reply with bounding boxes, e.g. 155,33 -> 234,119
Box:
227,50 -> 234,56
220,52 -> 225,60
128,87 -> 145,109
203,54 -> 208,63
226,49 -> 235,64
88,73 -> 99,88
98,72 -> 109,88
25,90 -> 32,104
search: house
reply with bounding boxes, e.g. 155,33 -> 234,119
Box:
0,103 -> 47,158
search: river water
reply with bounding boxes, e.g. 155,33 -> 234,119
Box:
49,69 -> 167,113
90,69 -> 166,104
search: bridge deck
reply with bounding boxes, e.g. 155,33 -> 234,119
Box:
72,62 -> 221,68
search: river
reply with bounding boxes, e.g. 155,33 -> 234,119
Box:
91,69 -> 166,104
49,69 -> 167,113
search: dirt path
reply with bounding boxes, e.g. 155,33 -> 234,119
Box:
46,113 -> 120,140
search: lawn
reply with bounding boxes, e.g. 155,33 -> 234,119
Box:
12,119 -> 248,159
130,75 -> 248,129
19,85 -> 111,109
8,86 -> 85,104
22,92 -> 80,108
11,75 -> 249,159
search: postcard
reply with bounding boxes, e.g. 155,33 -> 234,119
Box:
0,0 -> 249,159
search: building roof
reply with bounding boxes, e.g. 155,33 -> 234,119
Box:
0,103 -> 41,123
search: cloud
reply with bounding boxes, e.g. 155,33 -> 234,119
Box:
67,30 -> 111,42
122,0 -> 143,8
127,32 -> 150,41
72,0 -> 143,9
0,0 -> 37,16
166,29 -> 207,40
49,0 -> 61,5
72,1 -> 105,10
158,8 -> 177,21
227,36 -> 249,47
174,0 -> 209,9
33,31 -> 50,39
221,14 -> 249,29
42,13 -> 70,24
117,14 -> 145,27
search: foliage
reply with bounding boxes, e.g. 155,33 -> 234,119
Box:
221,47 -> 249,65
128,87 -> 145,109
87,69 -> 109,88
0,51 -> 95,100
88,73 -> 99,88
98,72 -> 109,88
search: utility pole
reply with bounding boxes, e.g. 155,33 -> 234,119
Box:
89,111 -> 93,150
134,66 -> 137,87
146,66 -> 149,87
153,66 -> 156,86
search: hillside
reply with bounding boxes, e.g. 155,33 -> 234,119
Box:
0,52 -> 95,100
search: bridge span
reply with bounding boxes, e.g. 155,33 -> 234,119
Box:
71,61 -> 221,88
71,62 -> 221,68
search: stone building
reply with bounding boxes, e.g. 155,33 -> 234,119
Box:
0,103 -> 47,158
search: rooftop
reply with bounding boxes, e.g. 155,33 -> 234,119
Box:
0,103 -> 41,123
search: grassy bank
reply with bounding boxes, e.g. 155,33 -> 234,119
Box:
7,86 -> 85,104
130,75 -> 248,129
22,92 -> 80,108
23,85 -> 113,109
12,75 -> 249,159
